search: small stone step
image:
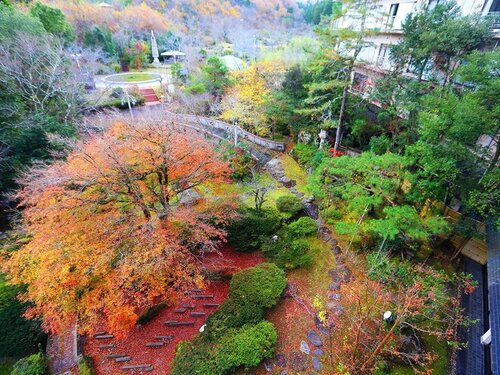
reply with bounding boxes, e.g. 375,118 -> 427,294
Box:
203,303 -> 220,308
99,344 -> 115,349
94,331 -> 106,336
154,335 -> 173,340
191,288 -> 203,293
174,308 -> 187,313
192,295 -> 214,299
106,354 -> 127,359
169,321 -> 195,326
164,320 -> 178,325
122,365 -> 150,370
143,366 -> 154,372
115,356 -> 131,362
95,334 -> 114,339
182,304 -> 195,309
145,342 -> 164,347
190,311 -> 206,317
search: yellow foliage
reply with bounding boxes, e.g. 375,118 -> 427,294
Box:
221,61 -> 286,137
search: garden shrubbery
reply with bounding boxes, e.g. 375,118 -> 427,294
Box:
291,143 -> 329,169
227,209 -> 280,252
11,353 -> 47,375
261,217 -> 318,270
0,276 -> 46,358
171,263 -> 285,375
78,355 -> 96,375
276,195 -> 304,216
287,217 -> 318,238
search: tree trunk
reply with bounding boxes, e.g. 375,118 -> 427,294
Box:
334,84 -> 349,153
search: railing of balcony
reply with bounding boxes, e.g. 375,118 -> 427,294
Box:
486,11 -> 500,30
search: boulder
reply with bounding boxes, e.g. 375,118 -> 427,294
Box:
307,329 -> 323,347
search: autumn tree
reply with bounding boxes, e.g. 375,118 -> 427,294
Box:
2,120 -> 238,337
315,256 -> 474,374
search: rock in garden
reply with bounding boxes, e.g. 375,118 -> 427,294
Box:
304,203 -> 319,219
313,348 -> 324,356
315,315 -> 330,335
300,340 -> 310,355
307,329 -> 323,347
329,282 -> 340,291
312,357 -> 323,371
275,353 -> 286,368
263,359 -> 274,372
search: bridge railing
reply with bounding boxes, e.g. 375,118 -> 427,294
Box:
165,112 -> 285,152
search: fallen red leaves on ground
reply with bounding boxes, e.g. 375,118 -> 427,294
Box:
84,246 -> 264,375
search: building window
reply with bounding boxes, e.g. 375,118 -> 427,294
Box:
428,0 -> 442,10
387,3 -> 399,28
377,44 -> 389,67
352,72 -> 370,94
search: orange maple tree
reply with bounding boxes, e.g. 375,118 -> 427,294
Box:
2,120 -> 237,337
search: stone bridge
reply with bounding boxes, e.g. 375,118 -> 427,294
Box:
137,109 -> 286,163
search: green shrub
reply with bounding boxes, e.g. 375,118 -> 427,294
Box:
172,322 -> 277,375
78,355 -> 95,375
227,209 -> 280,252
229,263 -> 286,308
276,195 -> 304,215
287,217 -> 318,238
204,299 -> 264,341
172,264 -> 284,374
185,81 -> 207,94
0,276 -> 46,358
11,353 -> 47,375
261,226 -> 315,270
292,143 -> 330,169
216,321 -> 277,371
136,302 -> 167,325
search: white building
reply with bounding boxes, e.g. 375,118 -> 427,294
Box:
337,0 -> 500,95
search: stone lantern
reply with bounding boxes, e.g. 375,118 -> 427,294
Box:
319,129 -> 327,149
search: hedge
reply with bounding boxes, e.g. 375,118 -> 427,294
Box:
227,209 -> 280,252
0,276 -> 46,358
171,322 -> 277,375
11,353 -> 47,375
276,195 -> 304,216
171,264 -> 286,375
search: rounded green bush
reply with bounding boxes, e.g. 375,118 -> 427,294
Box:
204,299 -> 264,341
287,217 -> 318,238
276,195 -> 304,215
217,321 -> 277,371
229,263 -> 286,308
227,209 -> 280,252
11,353 -> 47,375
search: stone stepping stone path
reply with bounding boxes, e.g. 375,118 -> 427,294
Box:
192,294 -> 214,299
115,356 -> 131,362
145,342 -> 164,347
122,364 -> 152,370
98,344 -> 115,349
190,311 -> 206,317
203,303 -> 220,308
174,308 -> 187,313
106,354 -> 127,359
264,156 -> 358,373
154,335 -> 173,341
307,329 -> 323,347
181,304 -> 195,309
95,334 -> 114,339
